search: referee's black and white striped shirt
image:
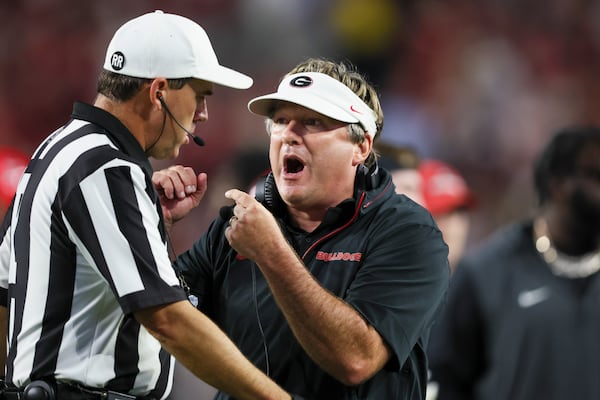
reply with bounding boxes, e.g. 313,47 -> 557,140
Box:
0,102 -> 187,399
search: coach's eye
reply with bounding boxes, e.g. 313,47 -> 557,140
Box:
273,117 -> 289,125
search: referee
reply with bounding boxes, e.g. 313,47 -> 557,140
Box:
0,11 -> 289,400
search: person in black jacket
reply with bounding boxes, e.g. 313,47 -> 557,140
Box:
155,58 -> 450,399
428,126 -> 600,400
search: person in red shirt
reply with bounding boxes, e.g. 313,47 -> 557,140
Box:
420,159 -> 476,272
0,147 -> 29,218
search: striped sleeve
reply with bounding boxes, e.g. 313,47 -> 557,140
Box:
6,118 -> 182,396
60,151 -> 185,314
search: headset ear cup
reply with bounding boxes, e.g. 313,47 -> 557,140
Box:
255,172 -> 284,216
254,175 -> 268,206
354,164 -> 369,193
354,163 -> 380,194
263,173 -> 277,210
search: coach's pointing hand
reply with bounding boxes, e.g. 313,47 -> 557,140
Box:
224,189 -> 284,260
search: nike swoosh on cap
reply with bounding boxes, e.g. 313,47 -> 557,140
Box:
350,105 -> 364,114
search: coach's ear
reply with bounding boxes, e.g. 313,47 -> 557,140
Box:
352,133 -> 372,166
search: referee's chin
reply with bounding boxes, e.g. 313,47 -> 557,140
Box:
148,142 -> 184,161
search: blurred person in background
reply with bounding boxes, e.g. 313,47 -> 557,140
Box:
428,126 -> 600,400
0,147 -> 28,218
420,159 -> 476,272
376,142 -> 424,205
418,159 -> 476,400
157,57 -> 449,399
374,146 -> 475,272
0,10 -> 290,400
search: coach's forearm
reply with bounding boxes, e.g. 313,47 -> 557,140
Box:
256,243 -> 390,386
136,301 -> 290,400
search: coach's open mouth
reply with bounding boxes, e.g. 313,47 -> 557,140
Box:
284,155 -> 305,174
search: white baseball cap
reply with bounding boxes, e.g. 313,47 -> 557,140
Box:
103,10 -> 253,89
248,72 -> 378,138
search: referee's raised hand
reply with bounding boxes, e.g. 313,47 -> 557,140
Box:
153,165 -> 208,228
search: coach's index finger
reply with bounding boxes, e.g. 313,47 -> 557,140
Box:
224,189 -> 248,204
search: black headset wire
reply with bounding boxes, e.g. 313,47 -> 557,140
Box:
166,205 -> 270,375
251,262 -> 271,377
220,205 -> 271,376
145,109 -> 167,152
164,221 -> 198,306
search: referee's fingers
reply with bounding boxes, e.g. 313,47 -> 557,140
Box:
153,165 -> 197,199
187,172 -> 208,205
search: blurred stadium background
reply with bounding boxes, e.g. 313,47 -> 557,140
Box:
2,0 -> 600,397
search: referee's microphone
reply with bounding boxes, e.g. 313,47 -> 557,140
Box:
156,92 -> 205,146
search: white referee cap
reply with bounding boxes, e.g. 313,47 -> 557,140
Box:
248,72 -> 378,138
103,10 -> 253,89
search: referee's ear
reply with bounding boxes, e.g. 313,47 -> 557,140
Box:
149,78 -> 169,109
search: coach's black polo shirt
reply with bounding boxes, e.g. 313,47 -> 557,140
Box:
175,168 -> 450,400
